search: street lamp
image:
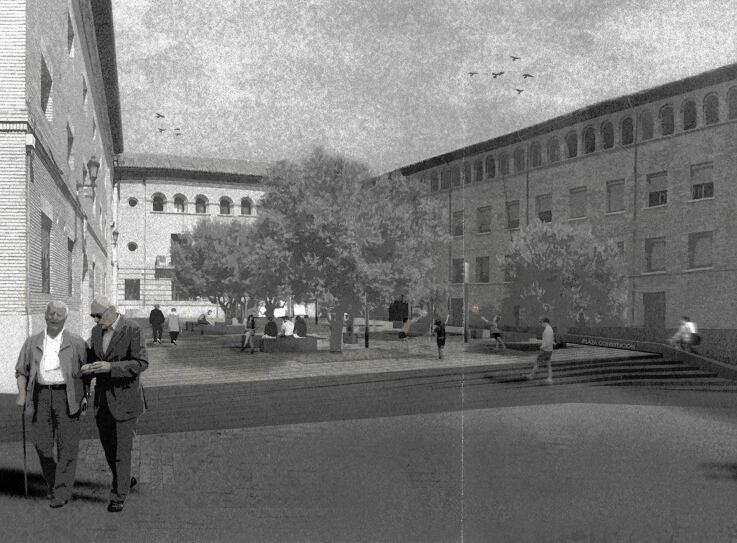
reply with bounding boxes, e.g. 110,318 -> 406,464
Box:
76,156 -> 100,196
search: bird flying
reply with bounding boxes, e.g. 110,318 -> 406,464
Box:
515,89 -> 524,94
174,132 -> 183,137
468,71 -> 479,77
522,73 -> 534,79
158,128 -> 167,132
155,112 -> 165,118
492,71 -> 505,78
510,55 -> 520,61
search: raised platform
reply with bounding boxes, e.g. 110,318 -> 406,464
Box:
260,335 -> 319,352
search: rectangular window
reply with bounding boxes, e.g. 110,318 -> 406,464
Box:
41,56 -> 53,119
647,172 -> 667,207
452,210 -> 464,237
688,231 -> 713,269
503,255 -> 514,282
67,238 -> 74,296
690,163 -> 714,200
451,258 -> 465,283
441,169 -> 451,190
569,187 -> 587,219
41,214 -> 52,294
645,237 -> 666,272
607,179 -> 625,213
451,166 -> 461,187
430,172 -> 439,192
506,201 -> 520,229
124,279 -> 141,301
477,206 -> 492,233
536,194 -> 552,223
476,256 -> 490,283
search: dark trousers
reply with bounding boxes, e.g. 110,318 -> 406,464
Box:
95,395 -> 137,502
169,331 -> 179,342
151,323 -> 163,341
32,385 -> 81,501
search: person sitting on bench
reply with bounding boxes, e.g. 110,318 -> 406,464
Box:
263,316 -> 278,338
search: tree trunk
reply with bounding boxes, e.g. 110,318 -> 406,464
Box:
329,303 -> 346,353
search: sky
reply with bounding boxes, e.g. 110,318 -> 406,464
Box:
111,0 -> 737,175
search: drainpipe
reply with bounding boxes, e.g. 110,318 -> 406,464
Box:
25,133 -> 35,336
630,108 -> 639,325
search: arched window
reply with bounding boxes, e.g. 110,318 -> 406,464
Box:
219,197 -> 232,215
601,121 -> 614,149
514,148 -> 525,173
659,105 -> 674,136
499,153 -> 509,176
583,126 -> 595,154
530,142 -> 541,168
174,195 -> 186,213
547,137 -> 560,163
241,198 -> 252,215
682,100 -> 697,130
473,159 -> 483,182
440,168 -> 451,189
195,196 -> 207,214
485,156 -> 495,179
621,117 -> 634,145
152,193 -> 165,212
565,131 -> 578,158
728,87 -> 737,120
704,93 -> 719,125
640,110 -> 653,140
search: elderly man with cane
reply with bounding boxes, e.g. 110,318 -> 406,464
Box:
82,296 -> 148,513
15,301 -> 88,508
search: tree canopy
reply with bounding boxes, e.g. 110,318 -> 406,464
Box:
256,147 -> 449,350
501,221 -> 628,331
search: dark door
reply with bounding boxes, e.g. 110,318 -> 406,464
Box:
643,292 -> 666,330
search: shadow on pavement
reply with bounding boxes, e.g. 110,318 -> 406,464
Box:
0,468 -> 108,502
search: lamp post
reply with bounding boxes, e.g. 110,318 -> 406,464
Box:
463,260 -> 469,343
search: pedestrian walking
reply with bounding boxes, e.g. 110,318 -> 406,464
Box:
166,308 -> 180,345
82,296 -> 148,513
398,317 -> 411,351
527,316 -> 555,385
148,304 -> 165,344
433,319 -> 446,359
15,301 -> 88,508
490,315 -> 506,352
240,315 -> 256,353
668,316 -> 699,352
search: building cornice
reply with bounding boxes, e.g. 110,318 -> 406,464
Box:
400,62 -> 737,176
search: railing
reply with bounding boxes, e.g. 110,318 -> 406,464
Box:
155,255 -> 173,268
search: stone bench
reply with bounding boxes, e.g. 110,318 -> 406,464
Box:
259,335 -> 319,353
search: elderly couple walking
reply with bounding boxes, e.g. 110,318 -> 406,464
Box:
15,296 -> 148,512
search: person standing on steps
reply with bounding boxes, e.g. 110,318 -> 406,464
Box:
148,304 -> 165,344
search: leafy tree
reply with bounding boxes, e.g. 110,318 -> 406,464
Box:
170,219 -> 254,321
256,147 -> 449,351
501,221 -> 627,331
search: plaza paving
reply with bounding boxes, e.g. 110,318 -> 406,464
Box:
2,333 -> 737,542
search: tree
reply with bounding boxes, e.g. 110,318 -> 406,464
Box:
170,218 -> 254,321
501,221 -> 627,331
256,147 -> 449,351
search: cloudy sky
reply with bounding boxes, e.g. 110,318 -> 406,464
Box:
112,0 -> 737,174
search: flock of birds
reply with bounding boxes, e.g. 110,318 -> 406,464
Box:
154,112 -> 184,136
468,55 -> 534,95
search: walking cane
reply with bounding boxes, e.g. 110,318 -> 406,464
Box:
21,406 -> 28,497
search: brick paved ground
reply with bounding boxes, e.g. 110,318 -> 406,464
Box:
2,335 -> 736,542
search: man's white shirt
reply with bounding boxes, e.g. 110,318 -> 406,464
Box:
38,329 -> 65,385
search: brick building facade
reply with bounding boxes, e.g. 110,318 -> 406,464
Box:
0,0 -> 121,391
114,153 -> 267,320
393,63 -> 737,332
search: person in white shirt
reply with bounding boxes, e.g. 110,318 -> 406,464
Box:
527,316 -> 555,385
15,301 -> 88,508
669,316 -> 698,352
280,315 -> 295,337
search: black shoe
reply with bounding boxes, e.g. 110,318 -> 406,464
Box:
130,477 -> 137,490
49,497 -> 68,508
107,500 -> 124,513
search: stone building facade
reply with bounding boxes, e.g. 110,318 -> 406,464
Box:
114,153 -> 267,319
0,0 -> 121,391
395,63 -> 737,331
